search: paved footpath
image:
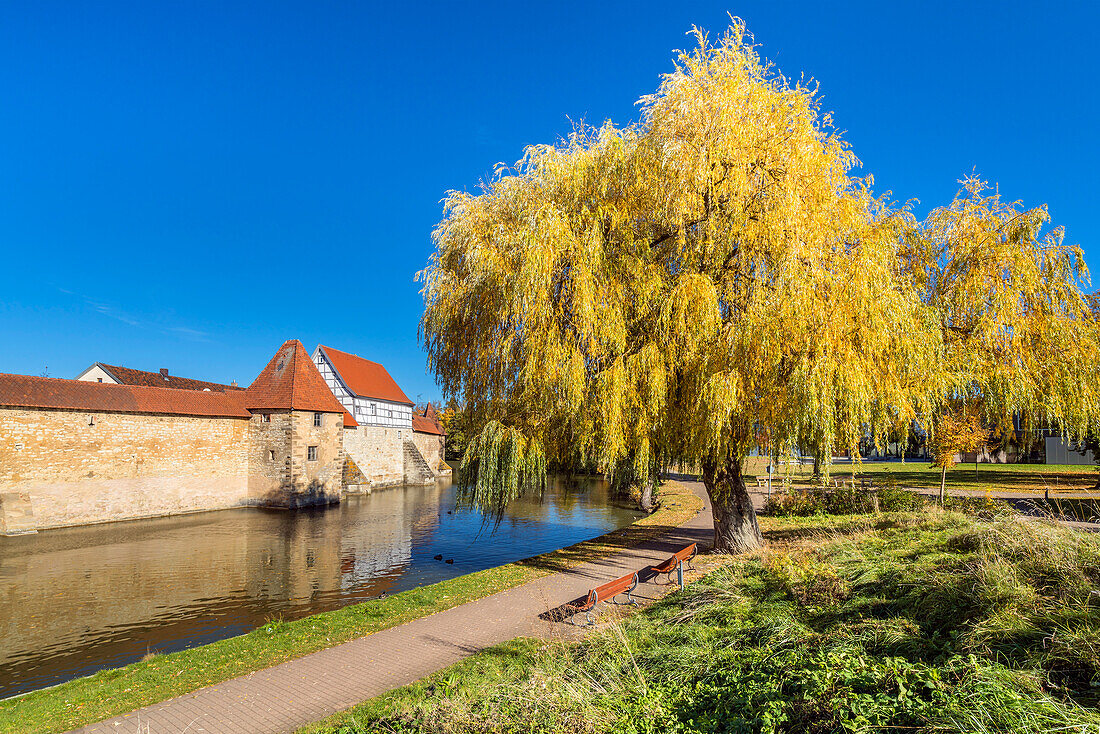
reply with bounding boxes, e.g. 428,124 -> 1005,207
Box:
71,482 -> 715,734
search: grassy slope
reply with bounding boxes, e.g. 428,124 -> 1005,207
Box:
303,510 -> 1100,734
0,482 -> 702,734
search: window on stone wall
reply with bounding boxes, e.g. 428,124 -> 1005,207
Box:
313,412 -> 322,427
307,446 -> 318,461
261,413 -> 271,423
269,450 -> 276,461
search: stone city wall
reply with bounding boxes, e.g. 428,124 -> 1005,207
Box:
0,407 -> 252,533
284,410 -> 345,506
341,425 -> 405,490
411,430 -> 449,475
0,405 -> 416,534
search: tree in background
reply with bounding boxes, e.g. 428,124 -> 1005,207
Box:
930,406 -> 990,504
438,401 -> 472,462
905,178 -> 1100,487
420,22 -> 936,553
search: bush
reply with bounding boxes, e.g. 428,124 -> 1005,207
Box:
763,480 -> 927,517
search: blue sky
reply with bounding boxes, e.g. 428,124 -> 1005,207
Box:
1,1 -> 1096,402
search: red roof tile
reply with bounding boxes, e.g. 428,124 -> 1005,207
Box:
318,345 -> 413,405
412,414 -> 444,435
243,340 -> 348,414
0,373 -> 252,418
412,403 -> 445,435
91,363 -> 239,392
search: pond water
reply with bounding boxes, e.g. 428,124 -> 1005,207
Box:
0,475 -> 638,699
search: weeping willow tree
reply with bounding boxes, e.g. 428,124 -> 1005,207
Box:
421,21 -> 941,553
905,178 -> 1100,474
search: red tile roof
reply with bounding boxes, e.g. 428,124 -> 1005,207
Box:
412,403 -> 445,435
317,345 -> 413,406
343,410 -> 358,428
0,373 -> 252,418
243,340 -> 349,414
91,363 -> 239,392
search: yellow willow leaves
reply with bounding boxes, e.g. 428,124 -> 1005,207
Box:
914,176 -> 1100,445
660,274 -> 720,363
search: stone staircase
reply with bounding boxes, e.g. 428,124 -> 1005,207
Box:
403,439 -> 435,485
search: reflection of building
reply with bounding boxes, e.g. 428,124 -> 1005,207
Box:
337,486 -> 442,590
0,485 -> 448,697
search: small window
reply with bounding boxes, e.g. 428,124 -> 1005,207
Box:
88,415 -> 96,426
371,404 -> 376,416
96,377 -> 103,383
313,413 -> 322,427
269,450 -> 276,461
261,414 -> 271,423
387,410 -> 393,418
307,446 -> 318,461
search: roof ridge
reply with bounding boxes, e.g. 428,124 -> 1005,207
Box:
319,344 -> 381,367
90,362 -> 237,391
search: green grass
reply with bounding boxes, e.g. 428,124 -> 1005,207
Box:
745,457 -> 1099,495
302,509 -> 1100,733
0,481 -> 702,734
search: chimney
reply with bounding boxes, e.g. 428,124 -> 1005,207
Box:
160,368 -> 169,379
230,380 -> 238,387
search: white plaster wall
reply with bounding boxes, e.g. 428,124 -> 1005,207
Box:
75,365 -> 118,383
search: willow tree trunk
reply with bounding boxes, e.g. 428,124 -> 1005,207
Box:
938,465 -> 947,505
639,481 -> 655,513
702,456 -> 764,554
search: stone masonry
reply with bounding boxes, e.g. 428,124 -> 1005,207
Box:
0,406 -> 252,533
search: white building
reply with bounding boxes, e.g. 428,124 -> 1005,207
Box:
311,345 -> 414,428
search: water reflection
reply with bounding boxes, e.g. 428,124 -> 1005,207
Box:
0,475 -> 636,699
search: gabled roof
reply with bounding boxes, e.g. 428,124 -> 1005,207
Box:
412,403 -> 445,435
317,345 -> 414,406
244,340 -> 350,415
0,374 -> 252,418
84,362 -> 239,392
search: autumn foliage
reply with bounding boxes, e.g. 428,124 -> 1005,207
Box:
420,21 -> 1100,553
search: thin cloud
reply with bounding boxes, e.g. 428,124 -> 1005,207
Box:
87,300 -> 145,328
57,287 -> 211,342
167,326 -> 210,342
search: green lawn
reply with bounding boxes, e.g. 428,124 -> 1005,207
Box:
745,458 -> 1098,494
0,482 -> 702,734
301,509 -> 1100,733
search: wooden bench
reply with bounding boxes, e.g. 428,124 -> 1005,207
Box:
650,543 -> 697,586
560,543 -> 699,625
563,570 -> 639,625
